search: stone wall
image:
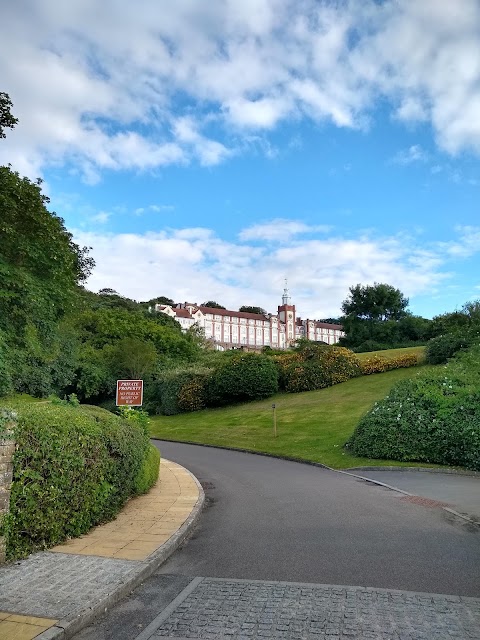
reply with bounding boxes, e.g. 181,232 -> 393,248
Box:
0,410 -> 16,564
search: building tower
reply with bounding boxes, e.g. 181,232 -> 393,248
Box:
278,279 -> 296,346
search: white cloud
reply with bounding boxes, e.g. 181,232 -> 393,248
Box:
74,222 -> 477,318
391,144 -> 428,165
239,219 -> 333,242
0,1 -> 479,179
135,204 -> 174,215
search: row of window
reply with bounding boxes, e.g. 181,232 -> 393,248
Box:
204,314 -> 274,327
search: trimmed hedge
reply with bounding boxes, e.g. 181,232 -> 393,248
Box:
134,444 -> 161,494
359,353 -> 419,375
425,331 -> 477,364
347,345 -> 480,470
151,367 -> 212,415
276,346 -> 361,393
207,353 -> 279,405
3,402 -> 156,560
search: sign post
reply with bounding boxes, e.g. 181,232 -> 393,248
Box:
272,403 -> 277,438
116,380 -> 144,407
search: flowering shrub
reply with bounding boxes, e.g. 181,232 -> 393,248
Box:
347,345 -> 480,470
280,346 -> 361,393
360,353 -> 419,375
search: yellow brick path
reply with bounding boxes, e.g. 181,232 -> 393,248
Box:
0,613 -> 57,640
0,458 -> 200,639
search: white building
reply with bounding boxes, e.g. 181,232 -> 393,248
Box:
156,285 -> 344,350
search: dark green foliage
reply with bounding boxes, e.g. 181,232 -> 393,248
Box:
0,92 -> 18,138
425,333 -> 473,364
340,282 -> 431,350
134,444 -> 160,494
347,345 -> 480,470
150,367 -> 212,415
239,305 -> 267,315
207,353 -> 278,406
4,402 -> 152,559
201,301 -> 226,309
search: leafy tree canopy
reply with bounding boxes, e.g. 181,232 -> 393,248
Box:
0,167 -> 94,344
0,92 -> 18,138
342,283 -> 409,322
239,305 -> 267,315
202,300 -> 226,309
140,295 -> 175,307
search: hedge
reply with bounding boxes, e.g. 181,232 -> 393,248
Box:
359,353 -> 419,375
276,346 -> 361,393
150,367 -> 212,415
347,345 -> 480,470
207,353 -> 279,405
3,402 -> 157,560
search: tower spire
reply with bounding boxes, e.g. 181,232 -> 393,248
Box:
282,278 -> 291,305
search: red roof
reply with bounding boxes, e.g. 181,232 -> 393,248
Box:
174,308 -> 192,318
197,306 -> 270,321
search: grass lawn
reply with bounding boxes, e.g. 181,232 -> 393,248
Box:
149,365 -> 440,469
355,345 -> 426,361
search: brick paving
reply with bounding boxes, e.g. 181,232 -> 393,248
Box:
0,552 -> 135,618
150,578 -> 480,640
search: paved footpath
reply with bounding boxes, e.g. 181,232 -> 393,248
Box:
135,577 -> 480,640
0,459 -> 204,640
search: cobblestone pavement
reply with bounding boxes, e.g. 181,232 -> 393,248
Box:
0,551 -> 135,618
148,578 -> 480,640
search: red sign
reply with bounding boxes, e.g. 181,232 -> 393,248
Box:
116,380 -> 144,406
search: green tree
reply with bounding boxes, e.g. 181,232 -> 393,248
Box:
201,301 -> 226,309
140,295 -> 175,307
340,283 -> 410,349
239,305 -> 267,315
0,92 -> 18,138
109,338 -> 157,379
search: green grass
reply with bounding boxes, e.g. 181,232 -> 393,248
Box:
149,365 -> 441,469
355,346 -> 426,361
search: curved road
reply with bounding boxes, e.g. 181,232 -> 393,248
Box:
155,441 -> 480,596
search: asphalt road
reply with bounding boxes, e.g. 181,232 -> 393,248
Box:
73,442 -> 480,639
154,442 -> 479,596
347,468 -> 480,520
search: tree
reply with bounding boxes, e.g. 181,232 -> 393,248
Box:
342,283 -> 409,322
340,283 -> 411,349
0,92 -> 18,139
239,305 -> 267,315
201,301 -> 226,309
140,295 -> 175,307
109,338 -> 157,379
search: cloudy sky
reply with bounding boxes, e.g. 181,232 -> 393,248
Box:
1,0 -> 480,319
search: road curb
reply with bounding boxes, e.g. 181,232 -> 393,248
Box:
36,464 -> 205,640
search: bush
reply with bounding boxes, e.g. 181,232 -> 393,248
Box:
347,345 -> 480,470
359,353 -> 419,375
134,444 -> 160,494
152,367 -> 212,415
3,401 -> 153,560
207,353 -> 279,405
279,346 -> 361,393
425,332 -> 475,364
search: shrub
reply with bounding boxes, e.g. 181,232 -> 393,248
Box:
347,345 -> 480,470
152,367 -> 212,415
3,401 -> 153,560
207,353 -> 279,405
280,346 -> 361,393
360,353 -> 419,375
134,444 -> 160,494
425,332 -> 475,364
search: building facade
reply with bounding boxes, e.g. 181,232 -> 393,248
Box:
156,285 -> 344,350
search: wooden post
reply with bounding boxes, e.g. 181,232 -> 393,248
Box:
272,403 -> 277,438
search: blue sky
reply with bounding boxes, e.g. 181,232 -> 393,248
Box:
1,0 -> 479,319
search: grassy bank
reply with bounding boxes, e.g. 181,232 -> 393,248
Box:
355,346 -> 426,361
149,365 -> 440,469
